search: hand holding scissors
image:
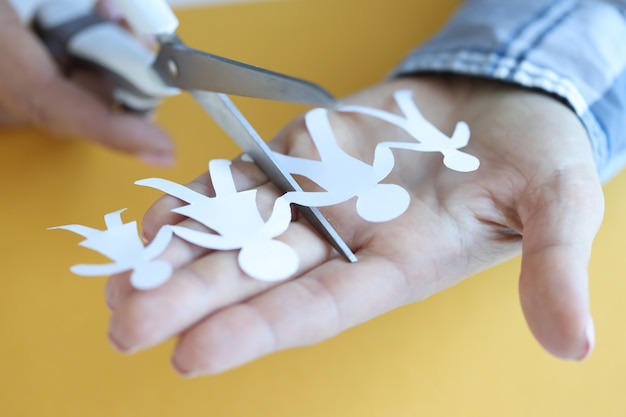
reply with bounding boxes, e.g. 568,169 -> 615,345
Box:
0,0 -> 172,163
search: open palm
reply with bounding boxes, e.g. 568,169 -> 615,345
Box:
105,75 -> 603,376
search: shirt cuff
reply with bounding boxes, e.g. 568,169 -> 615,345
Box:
391,0 -> 626,182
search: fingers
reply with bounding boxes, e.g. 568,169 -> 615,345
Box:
37,76 -> 174,163
104,230 -> 212,311
518,168 -> 604,360
107,219 -> 334,355
95,0 -> 123,20
170,256 -> 409,376
0,1 -> 174,164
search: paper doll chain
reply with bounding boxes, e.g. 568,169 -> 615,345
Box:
51,90 -> 480,289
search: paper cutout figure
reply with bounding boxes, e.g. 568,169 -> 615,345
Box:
51,89 -> 481,287
340,89 -> 480,172
265,107 -> 411,223
49,209 -> 174,290
136,159 -> 298,282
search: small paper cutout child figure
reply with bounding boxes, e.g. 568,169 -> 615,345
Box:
268,107 -> 411,223
341,89 -> 480,173
49,209 -> 174,290
136,159 -> 298,282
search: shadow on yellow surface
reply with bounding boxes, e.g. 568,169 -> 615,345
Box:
1,1 -> 625,416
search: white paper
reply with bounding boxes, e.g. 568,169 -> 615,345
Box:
136,159 -> 298,281
269,107 -> 411,223
340,90 -> 480,173
52,90 -> 481,287
49,209 -> 174,290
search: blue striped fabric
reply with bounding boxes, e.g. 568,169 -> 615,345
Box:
392,0 -> 626,182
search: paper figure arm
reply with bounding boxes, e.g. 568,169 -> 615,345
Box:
170,226 -> 242,250
70,262 -> 132,277
135,178 -> 208,204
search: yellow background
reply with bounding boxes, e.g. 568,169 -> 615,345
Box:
2,1 -> 626,416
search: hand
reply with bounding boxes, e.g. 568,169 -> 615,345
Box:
105,75 -> 603,375
0,0 -> 174,165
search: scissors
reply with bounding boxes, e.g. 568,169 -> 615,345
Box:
35,0 -> 357,263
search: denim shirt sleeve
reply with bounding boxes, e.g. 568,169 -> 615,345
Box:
391,0 -> 626,182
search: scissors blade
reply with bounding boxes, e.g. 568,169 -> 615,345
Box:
154,40 -> 338,107
192,90 -> 357,263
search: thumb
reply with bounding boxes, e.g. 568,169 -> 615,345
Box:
518,168 -> 604,360
38,74 -> 175,165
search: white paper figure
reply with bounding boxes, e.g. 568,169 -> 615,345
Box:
49,209 -> 174,290
267,107 -> 411,223
136,159 -> 298,282
340,89 -> 480,172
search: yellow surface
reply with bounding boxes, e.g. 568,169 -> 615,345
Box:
2,1 -> 625,416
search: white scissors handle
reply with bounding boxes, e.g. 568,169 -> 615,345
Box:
109,0 -> 179,35
36,2 -> 178,112
9,0 -> 177,30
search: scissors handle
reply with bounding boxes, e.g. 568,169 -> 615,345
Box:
35,2 -> 337,110
109,0 -> 179,35
34,2 -> 178,113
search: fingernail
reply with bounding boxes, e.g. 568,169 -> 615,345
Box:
140,153 -> 175,167
579,316 -> 595,361
98,0 -> 123,20
108,332 -> 137,355
171,355 -> 198,378
105,285 -> 119,312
